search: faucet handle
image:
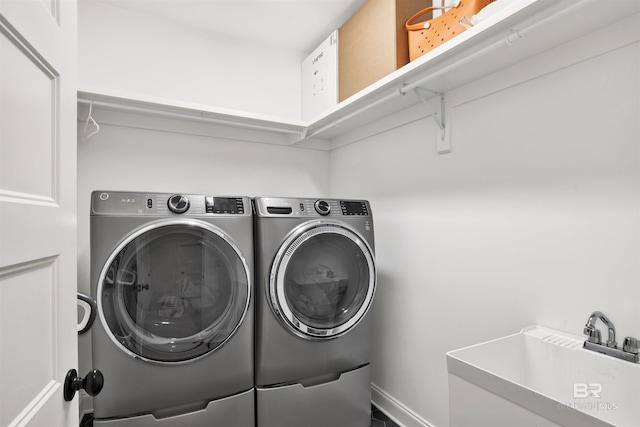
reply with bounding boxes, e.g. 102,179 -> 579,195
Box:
584,325 -> 601,344
623,337 -> 639,354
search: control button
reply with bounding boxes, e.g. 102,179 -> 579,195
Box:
314,200 -> 331,216
167,195 -> 190,214
205,196 -> 214,213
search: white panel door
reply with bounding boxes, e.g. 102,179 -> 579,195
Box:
0,0 -> 78,426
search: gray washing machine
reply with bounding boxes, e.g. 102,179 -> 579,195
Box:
90,191 -> 254,427
253,197 -> 376,427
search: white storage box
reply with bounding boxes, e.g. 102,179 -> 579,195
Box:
301,30 -> 338,120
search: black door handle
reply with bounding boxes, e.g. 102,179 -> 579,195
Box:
64,369 -> 104,401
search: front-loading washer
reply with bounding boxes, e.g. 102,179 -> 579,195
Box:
90,191 -> 254,427
253,197 -> 376,427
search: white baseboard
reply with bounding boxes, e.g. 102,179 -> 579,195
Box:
371,384 -> 436,427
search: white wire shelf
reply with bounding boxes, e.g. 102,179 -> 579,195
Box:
77,0 -> 640,150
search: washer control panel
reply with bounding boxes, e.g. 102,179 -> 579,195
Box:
91,191 -> 249,216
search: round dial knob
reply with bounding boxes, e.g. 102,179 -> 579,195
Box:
167,195 -> 190,214
314,200 -> 331,216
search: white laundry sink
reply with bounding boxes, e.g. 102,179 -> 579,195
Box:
447,326 -> 640,427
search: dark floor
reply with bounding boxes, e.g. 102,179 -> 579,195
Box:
371,405 -> 401,427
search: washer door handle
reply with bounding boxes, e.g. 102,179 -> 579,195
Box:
77,293 -> 97,335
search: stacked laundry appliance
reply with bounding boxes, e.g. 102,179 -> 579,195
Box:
253,197 -> 377,427
89,191 -> 255,426
87,192 -> 376,427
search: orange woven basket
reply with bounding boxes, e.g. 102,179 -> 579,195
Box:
406,0 -> 494,61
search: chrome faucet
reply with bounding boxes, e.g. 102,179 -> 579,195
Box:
583,311 -> 639,363
584,311 -> 617,347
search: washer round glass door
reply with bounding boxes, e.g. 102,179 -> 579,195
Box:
270,221 -> 375,339
98,219 -> 250,363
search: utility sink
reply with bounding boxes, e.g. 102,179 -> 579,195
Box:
447,326 -> 640,427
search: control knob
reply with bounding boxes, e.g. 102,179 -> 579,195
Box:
314,200 -> 331,216
167,195 -> 190,214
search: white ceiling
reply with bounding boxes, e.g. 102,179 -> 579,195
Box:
98,0 -> 367,53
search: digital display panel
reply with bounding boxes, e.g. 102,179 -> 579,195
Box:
206,197 -> 244,214
340,201 -> 368,215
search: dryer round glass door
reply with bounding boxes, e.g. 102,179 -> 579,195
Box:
97,219 -> 250,363
270,221 -> 375,339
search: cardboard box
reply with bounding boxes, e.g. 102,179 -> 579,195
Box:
301,30 -> 339,120
338,0 -> 428,102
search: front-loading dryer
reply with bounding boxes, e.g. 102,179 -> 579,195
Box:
253,197 -> 376,427
90,191 -> 254,427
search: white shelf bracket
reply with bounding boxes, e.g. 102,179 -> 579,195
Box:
300,127 -> 309,142
413,88 -> 450,154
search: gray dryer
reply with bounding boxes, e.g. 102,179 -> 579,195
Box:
253,197 -> 376,427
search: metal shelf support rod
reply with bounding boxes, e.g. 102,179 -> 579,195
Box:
413,88 -> 445,134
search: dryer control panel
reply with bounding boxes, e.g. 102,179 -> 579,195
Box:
91,191 -> 249,216
255,197 -> 371,218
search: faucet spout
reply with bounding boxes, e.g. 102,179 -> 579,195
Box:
583,311 -> 638,363
585,311 -> 617,348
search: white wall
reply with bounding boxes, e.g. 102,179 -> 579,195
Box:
330,29 -> 640,427
78,0 -> 304,119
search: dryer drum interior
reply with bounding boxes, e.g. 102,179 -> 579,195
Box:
271,223 -> 375,339
98,222 -> 250,363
